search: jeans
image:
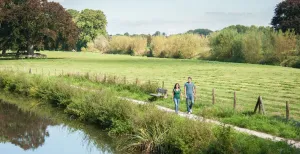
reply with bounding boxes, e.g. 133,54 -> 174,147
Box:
173,98 -> 180,113
186,94 -> 194,112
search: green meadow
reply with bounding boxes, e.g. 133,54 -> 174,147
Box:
1,51 -> 300,139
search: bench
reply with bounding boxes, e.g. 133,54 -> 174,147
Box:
150,88 -> 168,98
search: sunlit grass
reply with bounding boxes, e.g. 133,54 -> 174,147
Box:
0,51 -> 300,121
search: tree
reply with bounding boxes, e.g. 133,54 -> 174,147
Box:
76,9 -> 107,50
187,29 -> 213,36
271,0 -> 300,34
124,32 -> 130,36
67,9 -> 80,20
153,31 -> 161,36
0,0 -> 78,54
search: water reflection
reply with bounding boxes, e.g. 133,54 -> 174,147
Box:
0,100 -> 114,154
0,102 -> 53,150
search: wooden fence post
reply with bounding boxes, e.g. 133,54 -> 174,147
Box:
136,78 -> 139,85
212,88 -> 215,105
29,68 -> 32,74
162,81 -> 165,88
286,101 -> 290,122
114,76 -> 116,83
234,91 -> 236,110
254,96 -> 265,115
104,74 -> 107,83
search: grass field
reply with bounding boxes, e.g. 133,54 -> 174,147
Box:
1,51 -> 300,121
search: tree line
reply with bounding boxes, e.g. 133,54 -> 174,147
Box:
0,0 -> 107,55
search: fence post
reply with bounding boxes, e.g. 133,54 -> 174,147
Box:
104,74 -> 107,83
136,78 -> 139,85
114,76 -> 116,83
162,81 -> 165,88
212,88 -> 215,105
29,68 -> 32,74
124,77 -> 126,84
234,91 -> 236,110
286,101 -> 290,122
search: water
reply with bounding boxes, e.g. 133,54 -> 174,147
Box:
0,101 -> 115,154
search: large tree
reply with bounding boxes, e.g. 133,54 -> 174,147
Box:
75,9 -> 107,50
0,0 -> 78,55
271,0 -> 300,34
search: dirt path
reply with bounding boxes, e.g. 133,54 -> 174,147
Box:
121,97 -> 300,149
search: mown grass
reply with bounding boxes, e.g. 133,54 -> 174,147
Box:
0,71 -> 299,154
1,52 -> 300,137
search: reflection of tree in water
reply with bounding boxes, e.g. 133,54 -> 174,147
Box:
0,101 -> 55,150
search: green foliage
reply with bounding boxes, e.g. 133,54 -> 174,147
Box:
75,9 -> 107,51
209,25 -> 299,65
151,34 -> 209,59
108,36 -> 147,56
0,0 -> 78,53
272,0 -> 300,34
187,28 -> 213,36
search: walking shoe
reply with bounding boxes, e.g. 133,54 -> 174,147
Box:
190,109 -> 192,114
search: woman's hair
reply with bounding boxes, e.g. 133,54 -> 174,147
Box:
173,83 -> 180,89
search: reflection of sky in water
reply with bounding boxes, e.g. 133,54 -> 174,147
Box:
0,125 -> 112,154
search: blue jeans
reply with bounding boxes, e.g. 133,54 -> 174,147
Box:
173,98 -> 180,113
186,94 -> 194,112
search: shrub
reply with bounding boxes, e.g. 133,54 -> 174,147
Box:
280,56 -> 300,68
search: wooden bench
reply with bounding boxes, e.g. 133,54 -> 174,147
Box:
150,88 -> 168,98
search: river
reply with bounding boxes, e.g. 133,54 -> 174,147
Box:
0,100 -> 117,154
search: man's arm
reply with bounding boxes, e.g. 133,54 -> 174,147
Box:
193,84 -> 196,96
184,84 -> 187,98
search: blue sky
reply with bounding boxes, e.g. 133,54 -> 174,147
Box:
54,0 -> 282,35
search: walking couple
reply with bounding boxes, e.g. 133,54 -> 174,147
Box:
172,77 -> 196,114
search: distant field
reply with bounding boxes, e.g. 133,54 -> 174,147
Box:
1,51 -> 300,120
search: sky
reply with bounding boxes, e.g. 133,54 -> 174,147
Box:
53,0 -> 283,35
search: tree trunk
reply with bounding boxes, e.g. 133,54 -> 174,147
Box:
2,49 -> 6,55
27,45 -> 34,55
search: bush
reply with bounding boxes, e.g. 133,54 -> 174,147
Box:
151,34 -> 209,59
281,56 -> 300,68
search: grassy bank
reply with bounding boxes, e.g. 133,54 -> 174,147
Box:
54,73 -> 300,141
0,71 -> 299,153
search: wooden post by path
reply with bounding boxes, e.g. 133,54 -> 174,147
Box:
104,74 -> 107,83
114,76 -> 116,83
136,78 -> 139,85
254,96 -> 265,115
286,101 -> 290,122
234,91 -> 237,110
162,81 -> 165,89
29,68 -> 32,74
212,88 -> 215,105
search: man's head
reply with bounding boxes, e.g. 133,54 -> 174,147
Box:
188,77 -> 192,83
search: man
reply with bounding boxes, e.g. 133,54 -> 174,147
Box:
184,77 -> 196,114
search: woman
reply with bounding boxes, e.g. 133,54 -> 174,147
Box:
172,83 -> 182,114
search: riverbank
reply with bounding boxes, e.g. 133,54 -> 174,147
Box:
0,71 -> 299,153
